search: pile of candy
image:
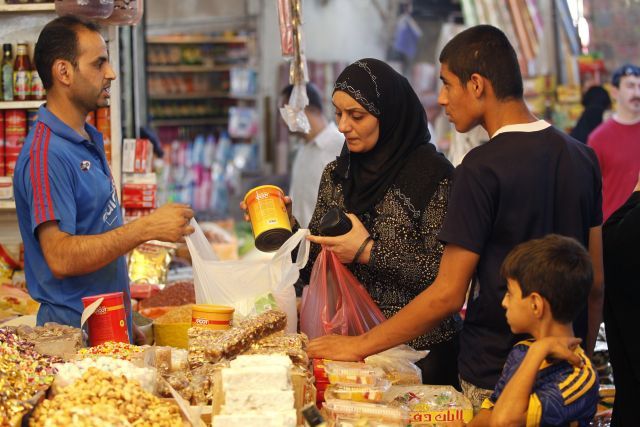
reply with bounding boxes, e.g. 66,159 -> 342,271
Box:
0,328 -> 60,423
77,341 -> 144,361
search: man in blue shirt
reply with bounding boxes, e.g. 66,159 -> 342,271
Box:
13,16 -> 194,342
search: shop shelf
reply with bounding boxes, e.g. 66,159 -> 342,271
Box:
0,100 -> 45,110
0,3 -> 55,12
146,35 -> 248,45
148,92 -> 256,100
151,117 -> 228,127
147,65 -> 233,73
0,200 -> 16,210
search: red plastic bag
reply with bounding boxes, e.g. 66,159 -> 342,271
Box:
300,248 -> 386,340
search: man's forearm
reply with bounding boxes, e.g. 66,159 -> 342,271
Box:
42,220 -> 149,278
359,284 -> 463,356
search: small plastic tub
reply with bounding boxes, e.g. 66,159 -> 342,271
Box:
191,304 -> 234,330
324,361 -> 384,386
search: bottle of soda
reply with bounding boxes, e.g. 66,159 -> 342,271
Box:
1,44 -> 14,102
13,42 -> 31,101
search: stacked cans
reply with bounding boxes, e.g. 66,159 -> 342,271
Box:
3,109 -> 27,176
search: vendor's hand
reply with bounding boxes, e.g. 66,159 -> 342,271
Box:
307,213 -> 372,264
307,334 -> 365,361
133,323 -> 146,346
534,336 -> 583,367
141,203 -> 194,242
240,196 -> 295,227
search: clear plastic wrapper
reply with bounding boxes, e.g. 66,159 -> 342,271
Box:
385,385 -> 473,425
323,399 -> 409,426
364,345 -> 427,385
279,83 -> 310,133
325,379 -> 391,403
324,361 -> 385,386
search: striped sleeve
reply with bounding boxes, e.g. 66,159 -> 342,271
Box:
25,123 -> 77,235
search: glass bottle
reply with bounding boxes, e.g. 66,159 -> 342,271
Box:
13,42 -> 31,101
31,66 -> 45,101
1,44 -> 14,102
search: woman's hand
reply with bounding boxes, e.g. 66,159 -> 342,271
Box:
634,170 -> 640,192
240,196 -> 295,226
307,213 -> 372,264
307,334 -> 365,361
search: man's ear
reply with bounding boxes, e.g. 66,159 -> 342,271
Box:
468,73 -> 485,98
52,59 -> 73,87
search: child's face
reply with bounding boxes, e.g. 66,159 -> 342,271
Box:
502,279 -> 536,334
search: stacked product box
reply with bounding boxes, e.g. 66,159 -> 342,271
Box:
122,139 -> 156,221
122,173 -> 157,210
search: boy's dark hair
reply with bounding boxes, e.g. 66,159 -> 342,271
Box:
501,234 -> 593,323
439,25 -> 523,100
35,16 -> 101,90
281,83 -> 324,112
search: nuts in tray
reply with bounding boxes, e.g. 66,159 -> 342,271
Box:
0,327 -> 61,423
29,368 -> 183,427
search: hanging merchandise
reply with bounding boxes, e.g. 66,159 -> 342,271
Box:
105,0 -> 144,26
277,0 -> 294,57
55,0 -> 115,20
278,0 -> 310,133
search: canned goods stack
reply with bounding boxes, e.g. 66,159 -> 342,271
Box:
3,109 -> 26,176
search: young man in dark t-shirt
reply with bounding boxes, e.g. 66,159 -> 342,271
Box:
307,25 -> 604,410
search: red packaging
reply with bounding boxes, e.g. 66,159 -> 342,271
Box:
5,146 -> 22,176
86,110 -> 96,126
130,283 -> 161,300
4,109 -> 26,147
81,291 -> 130,346
122,138 -> 153,173
0,111 -> 5,176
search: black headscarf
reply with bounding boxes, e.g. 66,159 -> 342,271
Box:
332,58 -> 451,214
570,86 -> 612,144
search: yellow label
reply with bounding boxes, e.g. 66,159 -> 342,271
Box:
246,187 -> 291,237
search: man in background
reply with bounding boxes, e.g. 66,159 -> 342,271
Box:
281,83 -> 343,228
588,64 -> 640,221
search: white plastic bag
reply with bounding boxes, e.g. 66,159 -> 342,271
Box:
185,219 -> 309,332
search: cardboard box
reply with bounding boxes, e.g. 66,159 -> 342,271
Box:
122,138 -> 153,173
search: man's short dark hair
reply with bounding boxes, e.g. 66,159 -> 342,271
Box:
34,15 -> 101,90
281,83 -> 323,112
439,25 -> 523,100
501,234 -> 593,323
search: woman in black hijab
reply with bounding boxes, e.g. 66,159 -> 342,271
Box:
298,58 -> 462,387
570,85 -> 611,143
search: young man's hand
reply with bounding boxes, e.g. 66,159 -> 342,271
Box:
533,336 -> 583,367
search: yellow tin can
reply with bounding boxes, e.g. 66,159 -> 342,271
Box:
244,185 -> 292,252
191,304 -> 234,330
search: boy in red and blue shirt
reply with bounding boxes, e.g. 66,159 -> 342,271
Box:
469,235 -> 599,426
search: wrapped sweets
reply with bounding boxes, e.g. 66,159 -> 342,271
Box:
13,323 -> 82,360
30,368 -> 183,427
188,310 -> 287,366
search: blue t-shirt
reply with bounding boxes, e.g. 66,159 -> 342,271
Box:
482,341 -> 599,426
439,123 -> 602,389
13,105 -> 132,341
